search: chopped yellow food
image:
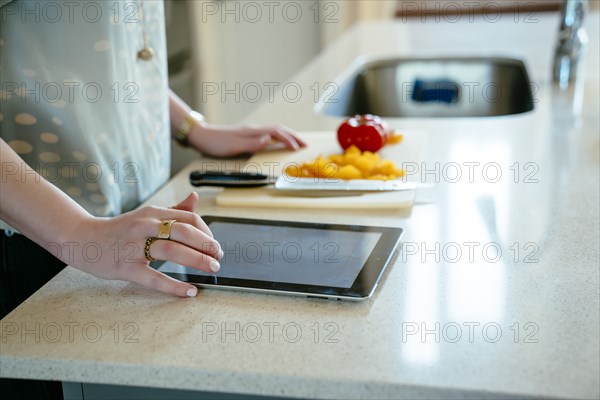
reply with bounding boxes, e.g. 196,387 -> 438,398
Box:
285,145 -> 405,180
387,133 -> 403,145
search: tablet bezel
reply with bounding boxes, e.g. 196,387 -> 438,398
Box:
153,216 -> 403,301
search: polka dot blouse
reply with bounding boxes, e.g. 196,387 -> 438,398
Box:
0,0 -> 171,217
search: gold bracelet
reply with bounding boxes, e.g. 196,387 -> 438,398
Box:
174,110 -> 205,147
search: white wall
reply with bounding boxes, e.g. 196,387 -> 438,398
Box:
190,0 -> 322,124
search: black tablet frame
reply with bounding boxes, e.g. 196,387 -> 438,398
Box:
154,216 -> 403,300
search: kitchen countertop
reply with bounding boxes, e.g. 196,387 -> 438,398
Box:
1,14 -> 599,400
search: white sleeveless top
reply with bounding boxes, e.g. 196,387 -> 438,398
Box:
0,0 -> 170,220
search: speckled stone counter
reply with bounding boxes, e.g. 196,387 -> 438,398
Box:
1,13 -> 599,400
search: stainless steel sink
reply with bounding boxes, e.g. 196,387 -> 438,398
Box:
320,57 -> 534,118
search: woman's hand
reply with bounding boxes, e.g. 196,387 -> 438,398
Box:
2,140 -> 217,298
188,123 -> 307,158
63,192 -> 220,298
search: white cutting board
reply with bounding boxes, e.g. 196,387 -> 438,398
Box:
215,130 -> 426,209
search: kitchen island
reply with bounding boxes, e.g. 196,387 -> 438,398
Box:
1,13 -> 599,400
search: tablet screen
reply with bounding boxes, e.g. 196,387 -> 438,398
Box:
155,216 -> 403,300
159,222 -> 382,288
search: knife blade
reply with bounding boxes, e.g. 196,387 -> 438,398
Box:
274,177 -> 428,191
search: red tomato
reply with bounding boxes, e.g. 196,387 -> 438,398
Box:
337,114 -> 389,152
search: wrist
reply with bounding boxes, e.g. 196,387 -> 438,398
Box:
174,110 -> 206,147
54,214 -> 102,265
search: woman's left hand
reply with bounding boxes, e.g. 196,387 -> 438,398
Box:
188,123 -> 306,158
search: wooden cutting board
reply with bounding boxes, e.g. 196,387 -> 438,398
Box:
215,130 -> 426,209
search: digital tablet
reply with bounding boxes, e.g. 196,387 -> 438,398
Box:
154,216 -> 403,301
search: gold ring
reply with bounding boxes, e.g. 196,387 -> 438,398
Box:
158,219 -> 177,240
144,237 -> 159,262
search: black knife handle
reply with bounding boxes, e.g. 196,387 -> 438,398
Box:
190,171 -> 274,188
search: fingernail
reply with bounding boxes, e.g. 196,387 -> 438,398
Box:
187,286 -> 198,297
210,259 -> 221,272
218,250 -> 224,260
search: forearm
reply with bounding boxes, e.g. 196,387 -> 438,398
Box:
169,89 -> 194,135
0,139 -> 93,249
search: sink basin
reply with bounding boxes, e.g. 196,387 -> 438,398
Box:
319,57 -> 534,118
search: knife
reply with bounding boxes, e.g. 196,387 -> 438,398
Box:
190,171 -> 431,195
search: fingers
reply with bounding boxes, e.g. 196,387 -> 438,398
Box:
148,205 -> 213,239
147,239 -> 220,273
241,134 -> 271,153
172,192 -> 199,212
241,125 -> 306,153
203,125 -> 306,157
130,266 -> 199,298
265,126 -> 307,150
168,221 -> 223,260
139,203 -> 222,261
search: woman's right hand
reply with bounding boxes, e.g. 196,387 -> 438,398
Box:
2,141 -> 216,298
60,192 -> 221,297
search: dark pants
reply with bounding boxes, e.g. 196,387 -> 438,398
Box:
0,231 -> 66,400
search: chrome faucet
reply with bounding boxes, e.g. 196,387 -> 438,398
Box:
553,0 -> 588,88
